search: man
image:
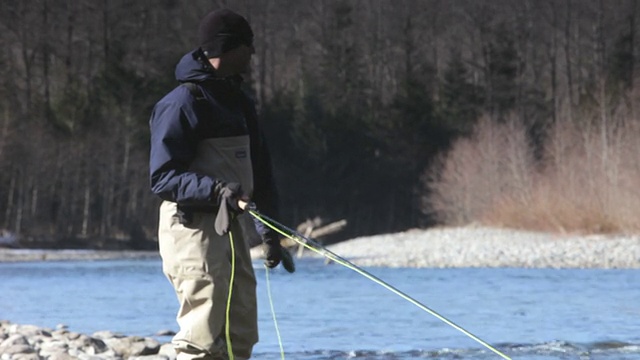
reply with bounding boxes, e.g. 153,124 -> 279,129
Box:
149,9 -> 293,360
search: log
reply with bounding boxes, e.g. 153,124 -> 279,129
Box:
287,219 -> 347,258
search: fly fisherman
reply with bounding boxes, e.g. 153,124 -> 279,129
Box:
149,9 -> 294,360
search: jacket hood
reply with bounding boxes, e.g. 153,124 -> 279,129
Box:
174,49 -> 216,83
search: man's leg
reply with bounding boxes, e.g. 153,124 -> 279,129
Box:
158,202 -> 231,360
226,216 -> 259,359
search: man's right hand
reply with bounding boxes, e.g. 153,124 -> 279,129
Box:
214,182 -> 248,235
217,182 -> 247,213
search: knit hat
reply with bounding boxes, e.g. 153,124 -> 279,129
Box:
198,9 -> 254,58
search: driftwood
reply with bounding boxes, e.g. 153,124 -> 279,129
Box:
250,217 -> 347,260
281,217 -> 347,258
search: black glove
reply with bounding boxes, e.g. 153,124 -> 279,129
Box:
214,182 -> 246,236
264,233 -> 295,273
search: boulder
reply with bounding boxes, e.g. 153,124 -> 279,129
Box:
101,336 -> 161,358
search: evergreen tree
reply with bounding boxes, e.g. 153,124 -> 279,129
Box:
608,27 -> 634,92
484,23 -> 519,119
438,49 -> 484,136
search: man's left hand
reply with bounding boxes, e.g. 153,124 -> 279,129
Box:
264,238 -> 295,273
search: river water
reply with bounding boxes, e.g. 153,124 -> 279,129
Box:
0,257 -> 639,359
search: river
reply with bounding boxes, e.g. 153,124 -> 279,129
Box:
1,257 -> 639,359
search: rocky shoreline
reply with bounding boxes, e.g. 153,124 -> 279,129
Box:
0,321 -> 175,360
2,226 -> 640,268
0,249 -> 159,263
322,226 -> 640,268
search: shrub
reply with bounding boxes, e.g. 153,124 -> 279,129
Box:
423,107 -> 640,234
423,115 -> 534,226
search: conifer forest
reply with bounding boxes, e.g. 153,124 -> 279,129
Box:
1,1 -> 639,248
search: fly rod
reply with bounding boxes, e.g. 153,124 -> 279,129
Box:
243,205 -> 512,360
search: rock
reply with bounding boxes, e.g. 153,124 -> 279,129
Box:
92,331 -> 124,340
39,339 -> 69,356
87,349 -> 121,359
11,353 -> 44,360
52,329 -> 70,339
68,334 -> 108,355
102,336 -> 161,358
0,334 -> 34,356
12,354 -> 42,360
11,324 -> 49,338
1,333 -> 29,347
155,329 -> 176,337
0,344 -> 35,355
0,321 -> 172,360
46,353 -> 78,360
76,355 -> 109,360
158,343 -> 177,360
66,331 -> 82,340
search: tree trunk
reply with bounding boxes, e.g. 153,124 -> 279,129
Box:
42,0 -> 52,123
564,0 -> 574,121
30,176 -> 38,217
258,0 -> 270,108
548,1 -> 559,124
19,4 -> 35,112
629,0 -> 637,120
4,168 -> 16,230
65,0 -> 75,85
81,176 -> 90,238
15,170 -> 24,235
102,0 -> 109,60
0,107 -> 9,159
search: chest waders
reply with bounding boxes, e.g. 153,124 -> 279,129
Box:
158,135 -> 258,360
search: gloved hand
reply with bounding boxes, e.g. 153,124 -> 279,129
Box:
264,233 -> 295,273
214,182 -> 248,235
217,182 -> 245,212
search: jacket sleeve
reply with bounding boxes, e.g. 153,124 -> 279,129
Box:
149,99 -> 219,208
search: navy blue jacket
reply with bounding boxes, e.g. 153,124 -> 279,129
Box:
149,49 -> 279,218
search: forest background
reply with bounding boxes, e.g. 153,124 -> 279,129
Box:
1,0 -> 639,249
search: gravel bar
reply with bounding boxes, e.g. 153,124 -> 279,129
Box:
2,226 -> 639,268
0,249 -> 159,263
316,226 -> 640,269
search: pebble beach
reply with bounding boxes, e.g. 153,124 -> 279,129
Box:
1,226 -> 640,268
321,225 -> 640,269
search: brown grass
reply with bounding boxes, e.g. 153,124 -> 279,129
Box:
424,104 -> 640,234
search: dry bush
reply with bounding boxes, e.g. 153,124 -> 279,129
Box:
424,102 -> 640,234
531,110 -> 640,233
423,115 -> 534,226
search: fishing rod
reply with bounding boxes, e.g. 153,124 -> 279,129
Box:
244,205 -> 512,360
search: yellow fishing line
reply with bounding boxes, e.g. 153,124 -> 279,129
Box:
265,265 -> 286,360
226,231 -> 236,360
248,210 -> 512,360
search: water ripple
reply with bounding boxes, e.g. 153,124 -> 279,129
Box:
252,340 -> 640,359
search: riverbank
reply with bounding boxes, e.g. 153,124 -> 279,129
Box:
0,320 -> 175,360
1,226 -> 639,268
0,249 -> 158,263
321,226 -> 640,268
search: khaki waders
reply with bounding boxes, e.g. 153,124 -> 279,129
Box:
158,136 -> 259,360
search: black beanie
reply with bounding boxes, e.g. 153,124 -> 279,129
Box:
198,9 -> 254,59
